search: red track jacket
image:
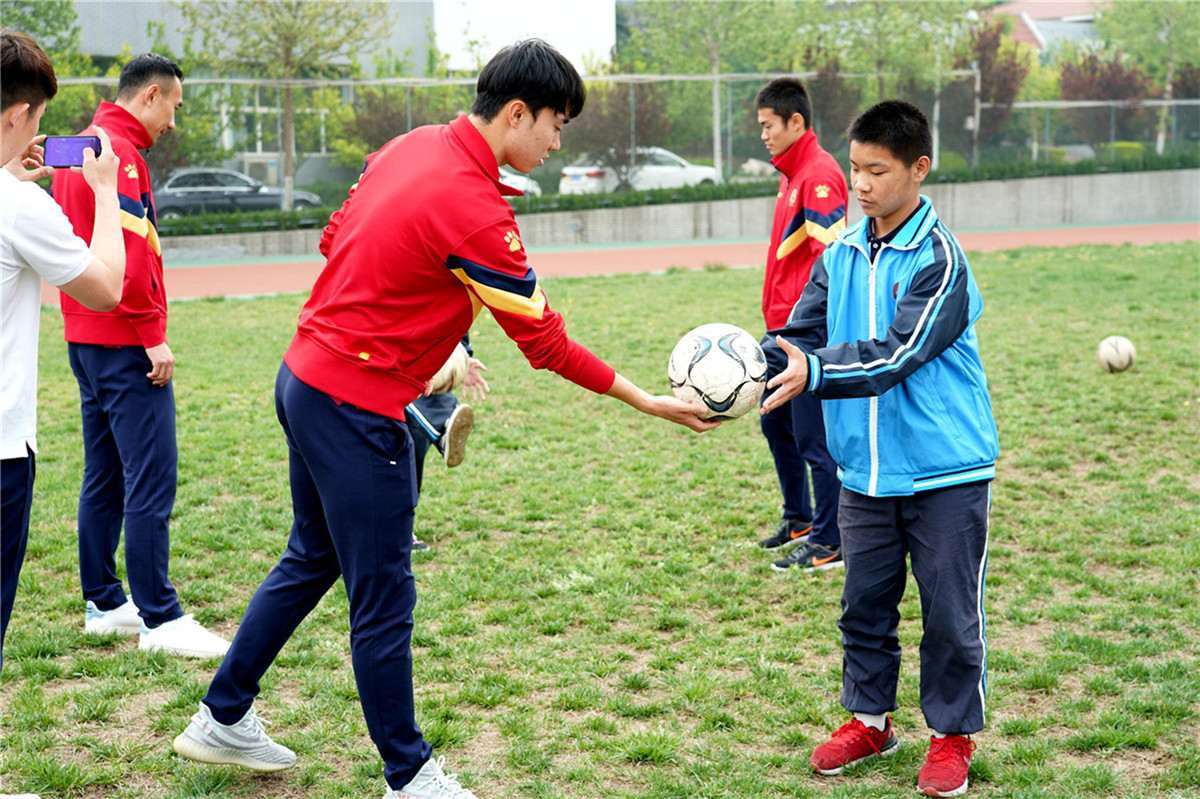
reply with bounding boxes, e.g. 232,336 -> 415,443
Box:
53,102 -> 167,349
286,115 -> 616,420
762,128 -> 847,330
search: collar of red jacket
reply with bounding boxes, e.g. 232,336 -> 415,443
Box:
90,102 -> 153,151
770,126 -> 820,176
447,114 -> 523,197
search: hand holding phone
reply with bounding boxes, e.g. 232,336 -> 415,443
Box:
44,135 -> 103,168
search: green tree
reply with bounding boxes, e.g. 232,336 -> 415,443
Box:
174,0 -> 392,208
561,78 -> 674,190
1,0 -> 101,137
620,1 -> 783,178
830,1 -> 980,103
1094,0 -> 1200,153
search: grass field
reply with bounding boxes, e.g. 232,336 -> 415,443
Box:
1,242 -> 1197,799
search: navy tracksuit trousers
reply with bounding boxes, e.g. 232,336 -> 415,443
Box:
1,448 -> 36,668
406,391 -> 459,493
202,363 -> 431,788
837,481 -> 991,735
68,343 -> 183,626
760,334 -> 841,548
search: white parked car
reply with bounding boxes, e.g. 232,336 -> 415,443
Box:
499,166 -> 542,197
559,147 -> 719,195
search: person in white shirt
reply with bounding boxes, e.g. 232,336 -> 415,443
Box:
1,30 -> 125,677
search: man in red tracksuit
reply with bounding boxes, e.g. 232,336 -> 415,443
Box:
173,39 -> 715,799
753,78 -> 849,574
52,53 -> 229,659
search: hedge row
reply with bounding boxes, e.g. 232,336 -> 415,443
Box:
156,151 -> 1199,237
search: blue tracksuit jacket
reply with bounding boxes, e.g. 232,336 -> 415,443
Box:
773,196 -> 999,497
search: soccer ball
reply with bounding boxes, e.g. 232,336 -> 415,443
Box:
1097,335 -> 1136,373
429,343 -> 470,393
668,323 -> 767,420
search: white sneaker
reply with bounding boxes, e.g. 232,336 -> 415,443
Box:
174,701 -> 296,771
441,404 -> 474,468
85,599 -> 141,634
385,756 -> 477,798
0,793 -> 42,798
139,614 -> 230,658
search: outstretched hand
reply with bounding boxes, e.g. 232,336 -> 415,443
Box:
760,336 -> 810,415
461,358 -> 490,401
644,394 -> 722,432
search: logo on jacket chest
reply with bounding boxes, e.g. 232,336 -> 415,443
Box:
788,188 -> 799,207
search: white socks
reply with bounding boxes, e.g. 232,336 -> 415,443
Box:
854,712 -> 888,731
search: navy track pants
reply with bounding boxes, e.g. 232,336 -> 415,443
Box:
68,343 -> 183,625
837,481 -> 991,735
202,363 -> 431,788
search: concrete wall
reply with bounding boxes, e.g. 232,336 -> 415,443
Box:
162,169 -> 1200,262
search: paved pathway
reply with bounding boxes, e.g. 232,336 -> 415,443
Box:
40,220 -> 1199,304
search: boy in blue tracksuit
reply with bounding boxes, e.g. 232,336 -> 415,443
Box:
763,100 -> 998,798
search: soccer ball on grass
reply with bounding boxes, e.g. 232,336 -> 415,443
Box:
1097,335 -> 1136,373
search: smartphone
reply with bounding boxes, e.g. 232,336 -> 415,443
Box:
43,135 -> 102,168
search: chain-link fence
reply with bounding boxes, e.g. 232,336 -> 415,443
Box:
57,73 -> 1200,194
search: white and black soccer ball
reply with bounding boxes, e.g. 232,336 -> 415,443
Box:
1097,335 -> 1136,373
668,323 -> 767,420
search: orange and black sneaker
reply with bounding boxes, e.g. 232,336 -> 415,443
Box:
809,716 -> 899,775
772,541 -> 843,572
917,735 -> 975,797
757,516 -> 813,549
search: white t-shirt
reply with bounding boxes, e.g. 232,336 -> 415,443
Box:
1,168 -> 92,459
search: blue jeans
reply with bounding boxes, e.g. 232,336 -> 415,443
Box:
69,343 -> 182,625
202,363 -> 430,788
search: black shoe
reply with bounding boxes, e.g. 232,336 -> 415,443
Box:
758,516 -> 813,549
772,541 -> 844,572
412,535 -> 429,551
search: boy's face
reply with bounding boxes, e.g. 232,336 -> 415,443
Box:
505,105 -> 566,174
757,107 -> 804,158
848,140 -> 929,234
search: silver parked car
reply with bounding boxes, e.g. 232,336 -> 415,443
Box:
559,146 -> 718,195
155,168 -> 322,220
498,166 -> 543,197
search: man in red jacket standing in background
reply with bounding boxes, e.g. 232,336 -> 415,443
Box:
172,39 -> 716,799
753,78 -> 848,573
52,53 -> 229,659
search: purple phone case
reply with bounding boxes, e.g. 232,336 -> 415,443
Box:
44,136 -> 101,167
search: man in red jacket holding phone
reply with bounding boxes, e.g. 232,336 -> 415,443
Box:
173,39 -> 715,799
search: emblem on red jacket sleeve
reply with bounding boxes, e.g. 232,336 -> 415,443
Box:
504,230 -> 522,252
815,184 -> 830,199
124,164 -> 139,179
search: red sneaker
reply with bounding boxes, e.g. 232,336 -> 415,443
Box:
809,717 -> 899,775
917,735 -> 975,797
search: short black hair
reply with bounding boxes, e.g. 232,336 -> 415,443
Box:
755,77 -> 811,130
470,39 -> 585,122
846,100 -> 931,167
116,52 -> 183,99
1,29 -> 57,112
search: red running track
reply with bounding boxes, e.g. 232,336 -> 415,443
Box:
41,221 -> 1199,304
